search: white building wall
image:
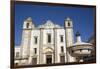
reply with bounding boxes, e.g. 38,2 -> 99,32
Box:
29,29 -> 40,64
42,29 -> 54,64
15,47 -> 20,57
42,29 -> 54,45
14,46 -> 20,64
56,29 -> 67,63
14,18 -> 77,65
15,28 -> 68,64
20,29 -> 32,64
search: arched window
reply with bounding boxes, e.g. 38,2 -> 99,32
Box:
26,23 -> 29,28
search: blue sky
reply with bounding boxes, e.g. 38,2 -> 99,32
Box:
14,3 -> 95,46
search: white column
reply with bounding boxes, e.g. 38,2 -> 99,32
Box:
39,28 -> 44,64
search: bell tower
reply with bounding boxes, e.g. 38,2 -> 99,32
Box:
65,17 -> 76,62
20,17 -> 34,64
23,17 -> 35,29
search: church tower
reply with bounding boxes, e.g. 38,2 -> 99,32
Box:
65,17 -> 76,62
20,17 -> 34,64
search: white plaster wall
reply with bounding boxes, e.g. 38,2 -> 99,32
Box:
56,29 -> 67,63
29,29 -> 40,64
15,47 -> 21,64
65,28 -> 76,62
21,30 -> 31,58
42,29 -> 54,64
15,47 -> 20,57
66,29 -> 74,47
42,29 -> 54,47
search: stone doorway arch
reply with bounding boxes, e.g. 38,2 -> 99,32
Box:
43,47 -> 54,64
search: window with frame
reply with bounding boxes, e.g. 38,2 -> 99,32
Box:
34,48 -> 37,54
60,56 -> 65,63
32,58 -> 37,64
61,46 -> 64,53
16,52 -> 19,58
60,35 -> 63,42
34,36 -> 38,44
47,34 -> 51,43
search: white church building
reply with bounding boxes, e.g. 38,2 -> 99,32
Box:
14,17 -> 94,65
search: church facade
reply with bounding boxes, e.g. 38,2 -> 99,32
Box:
14,17 -> 93,65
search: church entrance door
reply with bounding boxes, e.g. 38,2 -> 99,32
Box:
46,55 -> 52,64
